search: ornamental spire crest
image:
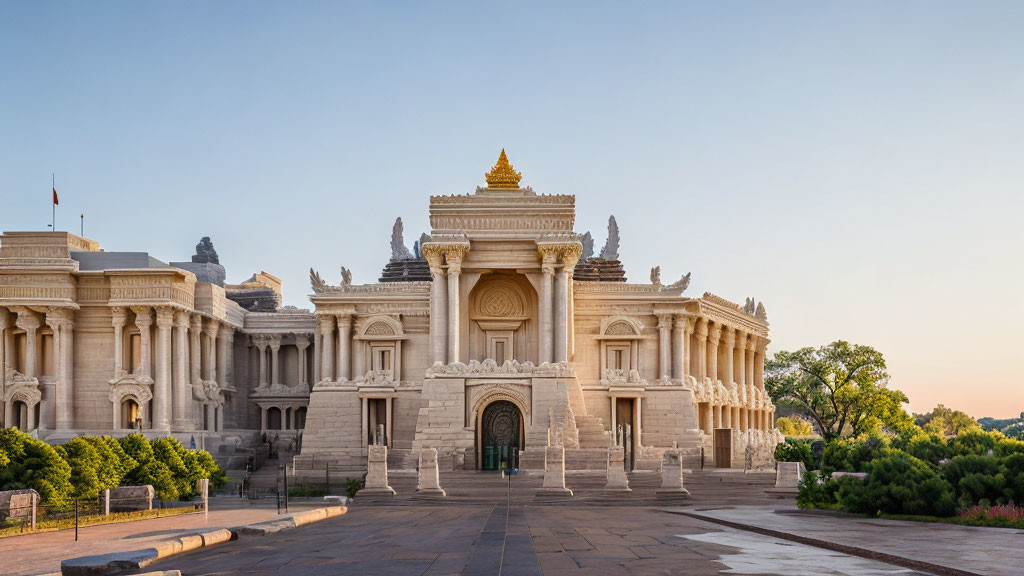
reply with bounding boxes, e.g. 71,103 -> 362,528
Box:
484,148 -> 522,189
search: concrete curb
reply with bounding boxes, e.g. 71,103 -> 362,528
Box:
60,506 -> 346,575
662,509 -> 984,576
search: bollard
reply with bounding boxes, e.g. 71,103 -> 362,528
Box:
74,498 -> 79,541
326,462 -> 330,497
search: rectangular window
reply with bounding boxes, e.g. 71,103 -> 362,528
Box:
495,341 -> 505,365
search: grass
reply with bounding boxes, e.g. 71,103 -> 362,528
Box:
0,505 -> 200,538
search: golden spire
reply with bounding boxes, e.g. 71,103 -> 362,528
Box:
484,149 -> 523,189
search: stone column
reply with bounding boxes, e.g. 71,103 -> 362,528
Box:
446,252 -> 464,364
205,321 -> 219,382
152,308 -> 173,431
694,319 -> 708,380
671,314 -> 687,382
722,329 -> 735,386
754,341 -> 766,389
219,327 -> 234,389
703,403 -> 713,434
189,315 -> 202,385
111,307 -> 127,376
706,324 -> 721,382
722,403 -> 731,428
735,332 -> 747,388
0,309 -> 7,427
538,250 -> 556,364
657,314 -> 672,380
254,337 -> 268,388
295,334 -> 310,386
336,314 -> 351,381
424,251 -> 447,364
713,404 -> 721,429
312,331 -> 321,385
746,336 -> 757,387
46,308 -> 74,430
260,406 -> 267,431
554,250 -> 579,363
133,307 -> 153,381
318,315 -> 334,382
15,309 -> 41,380
270,336 -> 281,386
173,311 -> 190,427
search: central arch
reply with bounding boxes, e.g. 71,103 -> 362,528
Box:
477,400 -> 524,471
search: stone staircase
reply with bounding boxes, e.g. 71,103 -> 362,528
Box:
575,415 -> 611,448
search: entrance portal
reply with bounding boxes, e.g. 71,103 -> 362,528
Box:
480,400 -> 522,470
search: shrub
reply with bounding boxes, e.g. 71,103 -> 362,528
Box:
118,433 -> 154,464
838,452 -> 955,517
55,438 -> 102,500
942,455 -> 1005,508
774,438 -> 816,470
0,428 -> 73,508
823,432 -> 889,474
958,503 -> 1024,528
776,417 -> 814,437
84,436 -> 135,490
345,477 -> 363,499
903,432 -> 949,468
999,453 -> 1024,505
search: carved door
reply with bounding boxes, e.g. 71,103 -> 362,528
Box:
481,401 -> 521,470
714,429 -> 732,468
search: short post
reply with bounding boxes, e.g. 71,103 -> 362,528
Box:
102,489 -> 111,516
326,462 -> 331,496
74,498 -> 79,542
30,492 -> 37,531
280,465 -> 289,514
197,478 -> 210,521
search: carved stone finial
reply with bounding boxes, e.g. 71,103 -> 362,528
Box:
755,301 -> 767,321
650,266 -> 661,286
414,233 -> 430,260
340,267 -> 353,286
599,216 -> 620,260
192,237 -> 219,265
390,218 -> 413,262
743,297 -> 755,314
580,232 -> 594,260
310,268 -> 326,294
668,272 -> 691,292
484,149 -> 522,189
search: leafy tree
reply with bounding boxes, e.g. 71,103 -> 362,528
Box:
766,341 -> 910,441
0,428 -> 73,508
84,436 -> 135,490
55,438 -> 102,500
775,416 -> 814,437
774,438 -> 816,470
916,405 -> 982,437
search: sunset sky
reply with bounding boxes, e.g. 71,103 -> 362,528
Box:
2,2 -> 1021,417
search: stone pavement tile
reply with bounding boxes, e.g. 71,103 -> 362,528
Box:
621,533 -> 660,544
532,535 -> 565,553
536,551 -> 580,572
557,535 -> 594,551
421,552 -> 470,575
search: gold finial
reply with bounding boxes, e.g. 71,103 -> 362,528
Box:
484,148 -> 523,189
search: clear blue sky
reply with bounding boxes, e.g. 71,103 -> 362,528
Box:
2,2 -> 1022,417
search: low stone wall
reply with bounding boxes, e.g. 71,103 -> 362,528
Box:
0,489 -> 38,521
108,485 -> 155,512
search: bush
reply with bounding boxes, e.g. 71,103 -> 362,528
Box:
345,477 -> 363,499
55,438 -> 102,500
838,452 -> 955,517
776,417 -> 814,437
822,432 -> 889,474
902,433 -> 949,468
999,453 -> 1024,505
774,438 -> 816,470
942,455 -> 1005,508
84,436 -> 135,490
0,428 -> 73,508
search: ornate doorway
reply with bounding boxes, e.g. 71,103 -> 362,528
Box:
480,400 -> 522,470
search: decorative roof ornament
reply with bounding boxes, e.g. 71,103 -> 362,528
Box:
484,149 -> 523,189
650,266 -> 661,286
580,232 -> 594,260
755,301 -> 767,321
599,216 -> 620,260
192,237 -> 219,265
389,217 -> 413,262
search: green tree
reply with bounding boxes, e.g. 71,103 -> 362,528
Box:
775,416 -> 815,437
765,341 -> 910,441
0,428 -> 73,508
55,438 -> 102,500
84,436 -> 135,490
916,405 -> 982,437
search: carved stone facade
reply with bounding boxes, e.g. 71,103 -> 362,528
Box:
1,151 -> 779,474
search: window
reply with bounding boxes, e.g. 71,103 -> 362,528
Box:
495,341 -> 506,365
374,348 -> 392,372
605,343 -> 632,371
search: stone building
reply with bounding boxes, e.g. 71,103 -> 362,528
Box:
0,151 -> 779,471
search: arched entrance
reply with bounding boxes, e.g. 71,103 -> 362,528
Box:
12,400 -> 28,430
479,400 -> 523,470
120,399 -> 140,429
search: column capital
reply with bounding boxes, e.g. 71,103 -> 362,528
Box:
204,319 -> 220,339
155,307 -> 175,328
190,313 -> 203,331
707,323 -> 721,343
334,313 -> 353,327
252,334 -> 270,351
656,313 -> 674,329
294,333 -> 311,350
12,307 -> 40,331
317,314 -> 336,333
694,317 -> 709,338
45,307 -> 74,328
133,307 -> 153,328
269,335 -> 282,351
221,326 -> 235,342
173,310 -> 190,329
746,335 -> 758,351
722,328 -> 736,346
110,306 -> 129,327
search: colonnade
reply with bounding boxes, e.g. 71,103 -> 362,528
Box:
110,306 -> 233,432
317,313 -> 356,383
252,333 -> 311,389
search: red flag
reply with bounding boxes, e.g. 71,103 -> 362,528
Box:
52,187 -> 58,206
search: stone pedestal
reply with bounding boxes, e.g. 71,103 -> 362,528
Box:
362,445 -> 396,496
656,449 -> 690,498
416,448 -> 446,497
538,445 -> 573,496
604,447 -> 631,493
775,461 -> 805,488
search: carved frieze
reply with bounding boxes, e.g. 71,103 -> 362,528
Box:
425,359 -> 575,378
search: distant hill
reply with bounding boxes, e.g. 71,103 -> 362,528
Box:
978,412 -> 1024,439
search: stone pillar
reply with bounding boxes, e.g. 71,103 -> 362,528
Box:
270,336 -> 281,386
416,448 -> 446,496
754,342 -> 766,389
656,448 -> 690,497
605,447 -> 630,493
189,315 -> 202,385
254,337 -> 268,389
219,327 -> 234,389
672,314 -> 688,382
722,404 -> 731,428
425,251 -> 447,365
694,319 -> 708,380
15,309 -> 40,380
657,314 -> 672,380
205,321 -> 219,382
746,336 -> 757,387
538,254 -> 555,364
722,329 -> 735,386
735,332 -> 747,389
703,403 -> 713,434
554,250 -> 579,363
336,314 -> 351,381
111,307 -> 127,376
133,307 -> 153,381
446,253 -> 463,364
707,324 -> 721,382
363,444 -> 396,496
295,334 -> 310,386
312,330 -> 321,385
318,315 -> 335,383
153,307 -> 173,431
46,308 -> 74,430
539,444 -> 573,496
260,406 -> 267,431
713,404 -> 721,429
0,309 -> 6,427
173,312 -> 190,428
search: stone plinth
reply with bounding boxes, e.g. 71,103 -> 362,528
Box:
656,450 -> 690,498
775,461 -> 806,489
0,489 -> 38,522
416,448 -> 446,496
604,447 -> 631,493
362,445 -> 396,496
109,485 -> 155,512
538,445 -> 573,496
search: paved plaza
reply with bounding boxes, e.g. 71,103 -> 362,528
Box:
143,504 -> 939,576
